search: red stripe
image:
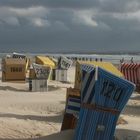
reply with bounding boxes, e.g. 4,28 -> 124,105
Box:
133,64 -> 137,84
130,63 -> 134,83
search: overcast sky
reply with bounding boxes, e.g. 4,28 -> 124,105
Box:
0,0 -> 140,53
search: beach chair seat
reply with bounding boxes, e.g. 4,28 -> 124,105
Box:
74,65 -> 135,140
61,113 -> 78,131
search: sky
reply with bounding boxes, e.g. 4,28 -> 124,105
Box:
0,0 -> 140,53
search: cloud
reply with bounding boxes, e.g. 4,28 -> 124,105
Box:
0,0 -> 99,9
0,0 -> 140,13
28,18 -> 50,27
9,6 -> 48,17
73,11 -> 98,27
3,17 -> 19,26
0,0 -> 140,53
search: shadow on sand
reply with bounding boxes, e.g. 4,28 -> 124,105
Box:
115,129 -> 140,140
0,85 -> 61,92
0,86 -> 27,92
0,113 -> 63,123
131,94 -> 140,100
122,104 -> 140,116
0,130 -> 74,140
48,85 -> 61,92
0,129 -> 139,140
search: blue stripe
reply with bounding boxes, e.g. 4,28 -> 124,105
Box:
68,98 -> 81,104
67,106 -> 80,111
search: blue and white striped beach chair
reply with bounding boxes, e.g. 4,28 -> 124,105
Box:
74,65 -> 135,140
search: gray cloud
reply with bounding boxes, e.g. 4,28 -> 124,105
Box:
0,0 -> 99,9
0,0 -> 140,53
0,0 -> 140,13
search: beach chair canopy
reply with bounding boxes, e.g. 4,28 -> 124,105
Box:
35,56 -> 56,68
58,56 -> 73,70
32,63 -> 51,79
75,61 -> 123,90
12,52 -> 27,59
78,61 -> 123,77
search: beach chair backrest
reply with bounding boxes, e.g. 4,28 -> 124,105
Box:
94,67 -> 135,110
58,56 -> 73,70
81,65 -> 135,109
32,63 -> 51,80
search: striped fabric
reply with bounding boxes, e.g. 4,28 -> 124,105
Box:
66,96 -> 81,117
80,64 -> 97,103
74,65 -> 135,140
120,63 -> 140,89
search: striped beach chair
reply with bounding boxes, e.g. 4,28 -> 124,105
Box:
74,65 -> 135,140
120,63 -> 140,90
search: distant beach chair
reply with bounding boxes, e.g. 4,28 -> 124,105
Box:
74,64 -> 135,140
120,63 -> 140,91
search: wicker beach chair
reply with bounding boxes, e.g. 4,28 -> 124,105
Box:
74,65 -> 135,140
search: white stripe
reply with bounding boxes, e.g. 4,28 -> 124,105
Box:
81,64 -> 95,97
83,73 -> 96,103
81,72 -> 90,94
95,66 -> 98,81
66,109 -> 80,115
68,101 -> 80,107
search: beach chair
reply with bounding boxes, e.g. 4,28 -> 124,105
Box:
120,63 -> 140,91
61,63 -> 134,135
74,64 -> 135,140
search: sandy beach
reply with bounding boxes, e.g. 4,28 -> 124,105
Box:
0,66 -> 139,140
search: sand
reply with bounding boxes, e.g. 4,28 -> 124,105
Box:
0,66 -> 139,140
